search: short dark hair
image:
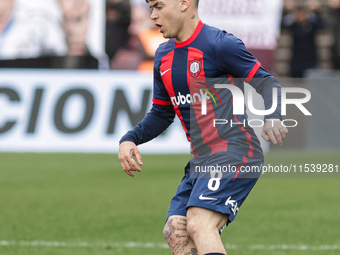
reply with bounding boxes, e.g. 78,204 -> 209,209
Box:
145,0 -> 199,7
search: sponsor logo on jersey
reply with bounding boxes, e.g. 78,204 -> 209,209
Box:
170,91 -> 207,106
170,83 -> 222,107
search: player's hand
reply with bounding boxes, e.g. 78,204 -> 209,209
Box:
261,119 -> 288,146
118,141 -> 143,177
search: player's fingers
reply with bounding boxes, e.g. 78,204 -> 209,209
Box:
261,130 -> 271,142
279,127 -> 286,140
118,155 -> 128,171
133,148 -> 143,166
119,160 -> 126,172
121,158 -> 131,172
267,128 -> 278,145
279,126 -> 289,140
122,159 -> 136,177
126,156 -> 142,172
273,127 -> 283,146
125,170 -> 135,177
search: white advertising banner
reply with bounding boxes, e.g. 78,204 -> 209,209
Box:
0,70 -> 268,154
0,70 -> 189,153
198,0 -> 284,50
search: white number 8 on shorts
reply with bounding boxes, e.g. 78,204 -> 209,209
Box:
207,171 -> 223,191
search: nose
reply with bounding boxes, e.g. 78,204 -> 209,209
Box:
150,9 -> 157,20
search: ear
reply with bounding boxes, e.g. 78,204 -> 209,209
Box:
180,0 -> 190,12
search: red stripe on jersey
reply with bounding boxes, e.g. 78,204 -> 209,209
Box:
228,74 -> 235,85
188,47 -> 228,154
175,20 -> 204,48
209,140 -> 229,154
152,98 -> 172,106
244,60 -> 261,83
160,50 -> 190,141
234,115 -> 254,158
232,156 -> 248,181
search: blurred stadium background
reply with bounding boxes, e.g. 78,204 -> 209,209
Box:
0,0 -> 339,254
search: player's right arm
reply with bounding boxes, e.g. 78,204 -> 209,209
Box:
119,49 -> 175,176
118,103 -> 175,177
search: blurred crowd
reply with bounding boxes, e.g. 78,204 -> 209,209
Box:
106,0 -> 340,75
281,0 -> 340,77
105,0 -> 166,71
1,0 -> 340,74
0,0 -> 96,68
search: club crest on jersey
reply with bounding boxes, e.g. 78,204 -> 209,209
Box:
189,59 -> 202,78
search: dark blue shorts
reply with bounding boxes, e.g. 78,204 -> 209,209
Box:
166,152 -> 263,225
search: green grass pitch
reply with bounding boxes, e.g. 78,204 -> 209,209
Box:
0,150 -> 339,255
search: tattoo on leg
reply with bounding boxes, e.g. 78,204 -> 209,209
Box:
164,219 -> 175,240
185,248 -> 198,255
165,218 -> 196,254
168,219 -> 175,229
177,217 -> 187,227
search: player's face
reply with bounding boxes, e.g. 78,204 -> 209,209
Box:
148,0 -> 184,39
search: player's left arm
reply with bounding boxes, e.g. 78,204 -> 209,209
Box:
216,33 -> 288,145
250,67 -> 288,146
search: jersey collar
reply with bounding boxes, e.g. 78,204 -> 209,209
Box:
174,20 -> 204,48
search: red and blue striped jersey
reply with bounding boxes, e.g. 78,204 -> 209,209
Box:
121,20 -> 282,160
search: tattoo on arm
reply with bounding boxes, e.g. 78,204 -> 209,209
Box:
129,148 -> 133,159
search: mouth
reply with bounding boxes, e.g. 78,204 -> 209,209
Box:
155,24 -> 163,32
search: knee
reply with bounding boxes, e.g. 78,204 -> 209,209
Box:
187,207 -> 226,241
186,216 -> 201,241
187,215 -> 219,241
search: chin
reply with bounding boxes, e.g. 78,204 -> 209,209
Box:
162,32 -> 173,39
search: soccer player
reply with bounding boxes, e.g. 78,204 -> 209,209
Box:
118,0 -> 288,254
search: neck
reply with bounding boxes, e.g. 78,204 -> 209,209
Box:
175,12 -> 200,43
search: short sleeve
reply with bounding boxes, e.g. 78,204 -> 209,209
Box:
216,32 -> 261,82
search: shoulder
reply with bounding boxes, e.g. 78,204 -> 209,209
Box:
154,40 -> 174,63
153,40 -> 173,71
199,23 -> 246,54
216,30 -> 246,53
201,23 -> 242,43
